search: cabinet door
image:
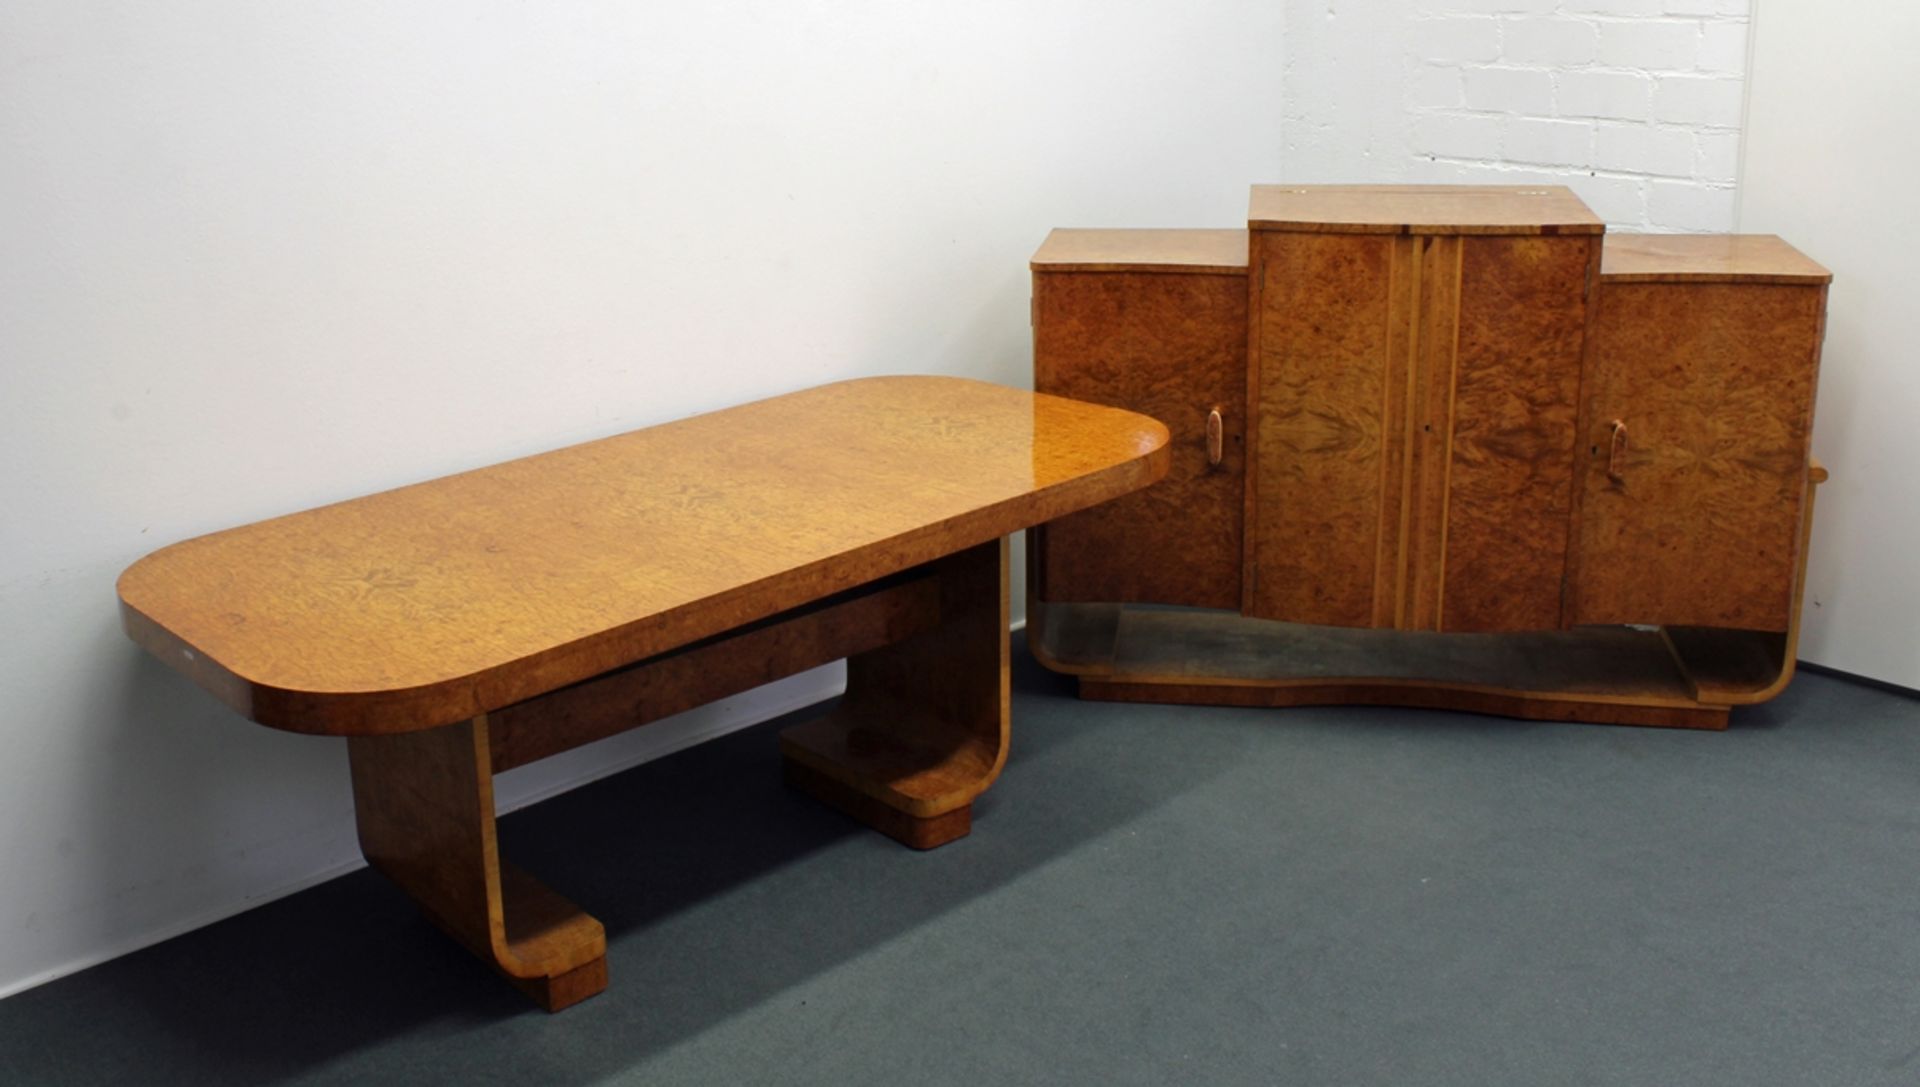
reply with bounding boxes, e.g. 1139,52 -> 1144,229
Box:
1246,231 -> 1592,632
1245,232 -> 1397,627
1033,269 -> 1247,608
1440,235 -> 1593,632
1569,282 -> 1825,630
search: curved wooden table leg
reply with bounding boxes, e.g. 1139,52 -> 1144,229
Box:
347,715 -> 607,1011
781,538 -> 1010,849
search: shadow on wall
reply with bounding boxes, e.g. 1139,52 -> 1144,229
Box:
0,642 -> 1238,1083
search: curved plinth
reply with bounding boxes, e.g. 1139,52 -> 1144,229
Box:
1029,469 -> 1824,731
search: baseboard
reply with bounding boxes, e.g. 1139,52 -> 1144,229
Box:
0,855 -> 370,1002
492,666 -> 846,814
1797,660 -> 1920,701
5,613 -> 1041,1002
0,665 -> 849,1003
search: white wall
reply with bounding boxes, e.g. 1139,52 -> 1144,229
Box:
1285,0 -> 1751,231
1739,1 -> 1920,687
0,1 -> 1284,997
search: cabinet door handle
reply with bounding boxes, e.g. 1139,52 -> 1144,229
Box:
1606,420 -> 1628,483
1206,408 -> 1224,467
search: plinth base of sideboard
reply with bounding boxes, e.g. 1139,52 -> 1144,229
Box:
1028,600 -> 1806,731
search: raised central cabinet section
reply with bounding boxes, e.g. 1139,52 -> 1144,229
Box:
1246,186 -> 1602,632
1029,184 -> 1831,730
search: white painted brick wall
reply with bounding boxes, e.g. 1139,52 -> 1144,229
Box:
1401,1 -> 1750,231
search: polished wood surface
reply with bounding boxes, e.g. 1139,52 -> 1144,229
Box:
348,715 -> 609,1010
1031,182 -> 1829,729
1031,459 -> 1827,729
1030,228 -> 1249,274
1569,277 -> 1827,630
1600,233 -> 1832,284
1032,252 -> 1247,609
488,573 -> 942,774
1248,184 -> 1605,235
782,538 -> 1007,848
1246,231 -> 1393,626
119,376 -> 1169,735
120,376 -> 1169,1009
1441,235 -> 1595,631
1246,228 -> 1596,632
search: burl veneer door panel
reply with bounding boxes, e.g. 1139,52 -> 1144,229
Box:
1246,232 -> 1397,627
1438,235 -> 1595,632
1570,282 -> 1824,630
1033,270 -> 1247,607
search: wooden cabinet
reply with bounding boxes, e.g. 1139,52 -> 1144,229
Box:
1568,234 -> 1830,633
1245,186 -> 1602,632
1030,229 -> 1248,610
1030,185 -> 1831,730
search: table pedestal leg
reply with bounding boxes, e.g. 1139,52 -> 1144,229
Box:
347,716 -> 608,1011
780,538 -> 1011,849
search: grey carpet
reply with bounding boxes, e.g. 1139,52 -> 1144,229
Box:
3,636 -> 1918,1086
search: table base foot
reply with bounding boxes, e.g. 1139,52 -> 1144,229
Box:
782,757 -> 972,849
507,957 -> 608,1013
349,718 -> 607,1013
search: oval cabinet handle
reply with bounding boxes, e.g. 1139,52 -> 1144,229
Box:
1206,408 -> 1224,467
1606,419 -> 1628,483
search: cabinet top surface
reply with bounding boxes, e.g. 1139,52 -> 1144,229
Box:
1031,228 -> 1249,274
1601,233 -> 1832,284
1248,184 -> 1605,235
117,377 -> 1169,732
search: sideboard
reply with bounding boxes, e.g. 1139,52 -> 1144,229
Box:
1029,184 -> 1831,729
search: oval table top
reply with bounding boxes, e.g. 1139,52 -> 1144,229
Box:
119,376 -> 1170,735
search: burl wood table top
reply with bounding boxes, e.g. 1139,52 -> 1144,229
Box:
118,376 -> 1170,736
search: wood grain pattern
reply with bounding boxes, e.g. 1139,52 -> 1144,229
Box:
1569,279 -> 1826,630
118,376 -> 1169,735
1398,234 -> 1463,630
487,573 -> 941,773
1030,228 -> 1249,274
1249,184 -> 1604,235
1032,261 -> 1248,608
1601,234 -> 1832,284
1366,236 -> 1419,627
1246,231 -> 1394,625
1439,235 -> 1595,632
781,538 -> 1007,848
124,378 -> 1169,1009
348,716 -> 608,1011
1247,230 -> 1592,632
1027,185 -> 1829,728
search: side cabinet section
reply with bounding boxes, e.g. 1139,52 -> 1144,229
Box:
1569,242 -> 1828,631
1031,230 -> 1248,608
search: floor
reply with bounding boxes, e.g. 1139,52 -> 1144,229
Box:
3,639 -> 1918,1086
